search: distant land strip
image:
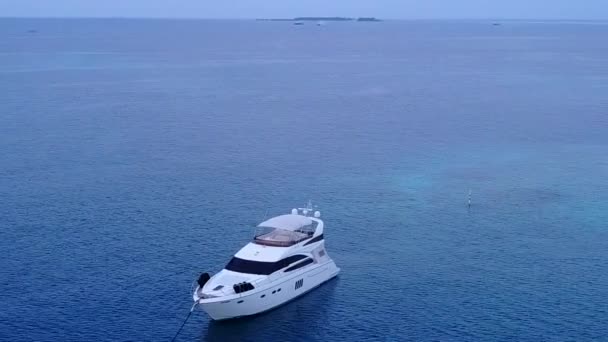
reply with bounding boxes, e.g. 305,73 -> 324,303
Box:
256,17 -> 382,22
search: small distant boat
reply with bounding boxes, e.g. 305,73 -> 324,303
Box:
293,21 -> 304,25
192,202 -> 340,320
317,21 -> 325,26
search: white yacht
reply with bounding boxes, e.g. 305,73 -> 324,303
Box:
192,204 -> 340,320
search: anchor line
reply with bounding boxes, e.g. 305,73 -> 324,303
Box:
170,302 -> 198,342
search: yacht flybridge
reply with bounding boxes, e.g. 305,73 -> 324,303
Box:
192,203 -> 340,320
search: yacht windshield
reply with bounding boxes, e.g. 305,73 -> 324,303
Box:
225,255 -> 308,275
225,257 -> 276,275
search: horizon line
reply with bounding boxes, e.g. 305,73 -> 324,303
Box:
1,16 -> 608,22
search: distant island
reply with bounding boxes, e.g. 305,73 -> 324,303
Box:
294,17 -> 354,21
357,17 -> 382,22
256,17 -> 382,22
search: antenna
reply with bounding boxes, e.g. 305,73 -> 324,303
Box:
302,200 -> 313,216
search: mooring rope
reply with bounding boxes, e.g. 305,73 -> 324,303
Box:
170,302 -> 198,342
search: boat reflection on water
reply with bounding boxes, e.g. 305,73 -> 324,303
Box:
203,278 -> 339,342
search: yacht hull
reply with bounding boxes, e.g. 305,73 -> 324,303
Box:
197,261 -> 340,320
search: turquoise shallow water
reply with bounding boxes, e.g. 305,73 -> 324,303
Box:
1,18 -> 607,341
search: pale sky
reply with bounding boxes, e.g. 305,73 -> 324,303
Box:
1,0 -> 607,20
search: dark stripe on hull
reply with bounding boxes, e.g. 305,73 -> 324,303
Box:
303,234 -> 324,246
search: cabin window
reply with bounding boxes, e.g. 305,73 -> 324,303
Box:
284,258 -> 314,272
213,285 -> 224,291
276,255 -> 308,270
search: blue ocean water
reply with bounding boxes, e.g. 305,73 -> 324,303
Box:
1,18 -> 607,341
